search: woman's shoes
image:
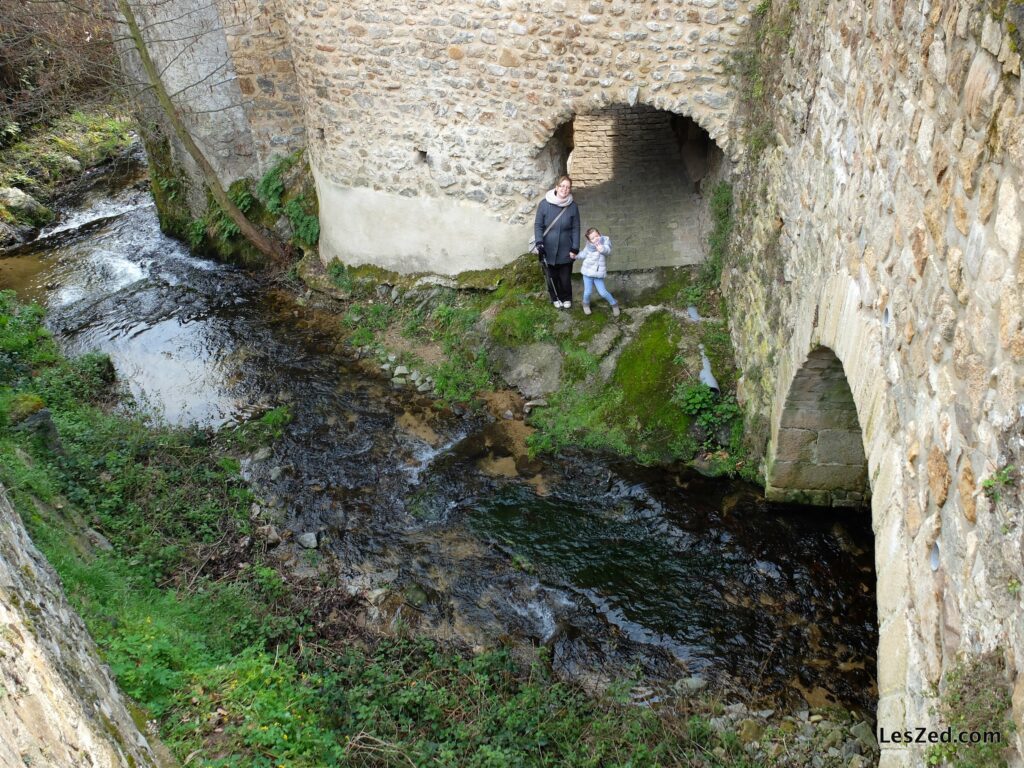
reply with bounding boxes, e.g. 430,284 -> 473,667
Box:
582,303 -> 591,315
612,304 -> 620,317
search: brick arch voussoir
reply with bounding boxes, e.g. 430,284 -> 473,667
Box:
529,92 -> 733,158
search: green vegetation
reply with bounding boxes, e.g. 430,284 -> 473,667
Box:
701,183 -> 735,289
328,259 -> 355,292
0,287 -> 781,768
162,150 -> 320,268
926,653 -> 1014,768
147,131 -> 194,245
673,383 -> 743,453
0,109 -> 134,227
343,302 -> 396,347
731,0 -> 797,158
490,298 -> 555,346
256,152 -> 320,248
981,464 -> 1017,502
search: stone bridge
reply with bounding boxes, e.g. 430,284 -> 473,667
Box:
121,0 -> 1023,764
721,1 -> 1024,764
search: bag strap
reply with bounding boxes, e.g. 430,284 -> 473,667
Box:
542,204 -> 568,238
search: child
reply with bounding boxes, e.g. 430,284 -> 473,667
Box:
578,227 -> 620,316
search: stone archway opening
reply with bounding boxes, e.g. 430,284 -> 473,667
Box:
766,346 -> 870,508
566,105 -> 725,270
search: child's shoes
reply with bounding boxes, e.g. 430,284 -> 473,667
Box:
582,303 -> 591,315
612,304 -> 620,317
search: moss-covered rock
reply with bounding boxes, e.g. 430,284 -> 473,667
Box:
0,187 -> 53,229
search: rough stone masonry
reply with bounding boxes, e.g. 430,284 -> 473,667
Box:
722,0 -> 1024,765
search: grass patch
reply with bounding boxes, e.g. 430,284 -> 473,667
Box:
430,347 -> 493,404
489,298 -> 556,347
342,302 -> 396,348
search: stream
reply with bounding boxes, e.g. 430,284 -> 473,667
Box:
0,162 -> 878,715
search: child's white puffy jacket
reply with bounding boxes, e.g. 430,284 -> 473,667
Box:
578,235 -> 611,279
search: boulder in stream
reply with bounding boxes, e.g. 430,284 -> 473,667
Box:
0,186 -> 54,228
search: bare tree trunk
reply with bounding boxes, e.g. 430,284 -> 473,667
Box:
115,0 -> 286,262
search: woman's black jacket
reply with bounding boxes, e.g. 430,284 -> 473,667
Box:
534,199 -> 580,266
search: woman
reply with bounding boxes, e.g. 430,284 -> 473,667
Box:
533,175 -> 580,309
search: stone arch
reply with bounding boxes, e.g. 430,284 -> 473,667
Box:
765,345 -> 870,507
765,272 -> 921,766
550,102 -> 727,270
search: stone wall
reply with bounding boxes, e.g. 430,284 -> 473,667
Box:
219,0 -> 307,178
724,0 -> 1024,764
117,0 -> 305,218
0,485 -> 162,767
281,0 -> 755,273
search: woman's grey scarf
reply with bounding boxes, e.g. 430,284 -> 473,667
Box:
545,189 -> 574,207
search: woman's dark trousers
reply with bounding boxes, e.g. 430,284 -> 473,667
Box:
544,262 -> 573,303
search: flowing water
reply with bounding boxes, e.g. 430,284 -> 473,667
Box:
0,163 -> 878,714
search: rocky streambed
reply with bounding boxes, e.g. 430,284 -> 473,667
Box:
1,171 -> 881,761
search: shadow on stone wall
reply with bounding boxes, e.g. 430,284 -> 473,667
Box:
567,105 -> 725,271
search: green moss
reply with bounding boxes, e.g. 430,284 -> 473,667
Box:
561,344 -> 600,383
344,262 -> 404,283
731,0 -> 796,158
143,130 -> 193,245
646,268 -> 698,305
0,109 -> 135,202
5,393 -> 45,424
571,307 -> 610,344
474,253 -> 549,299
611,311 -> 691,458
454,265 -> 505,290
